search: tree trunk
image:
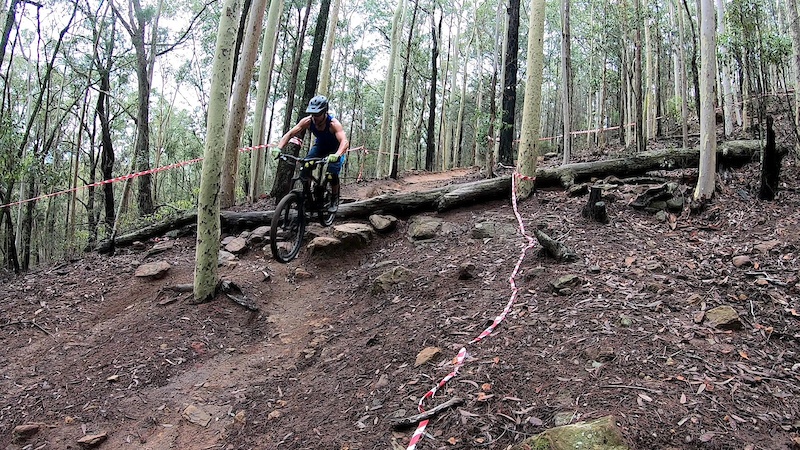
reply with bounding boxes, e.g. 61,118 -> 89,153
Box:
220,0 -> 269,208
317,0 -> 341,96
376,0 -> 404,178
498,0 -> 519,166
560,0 -> 572,164
759,116 -> 781,200
390,0 -> 418,179
194,0 -> 241,302
787,0 -> 800,156
516,0 -> 546,200
693,0 -> 717,202
425,8 -> 440,172
716,0 -> 734,137
248,0 -> 284,201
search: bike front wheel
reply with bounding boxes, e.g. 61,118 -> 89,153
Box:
318,184 -> 336,226
270,192 -> 306,263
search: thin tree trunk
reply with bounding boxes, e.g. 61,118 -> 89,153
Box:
194,0 -> 241,302
499,0 -> 520,166
516,0 -> 546,199
560,0 -> 572,164
425,6 -> 440,172
694,0 -> 717,201
376,0 -> 404,178
220,0 -> 269,208
249,0 -> 284,201
390,0 -> 418,179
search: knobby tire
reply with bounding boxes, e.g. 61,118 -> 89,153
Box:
270,192 -> 305,263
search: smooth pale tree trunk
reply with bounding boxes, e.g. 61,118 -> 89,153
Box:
317,0 -> 341,95
389,2 -> 409,178
220,0 -> 268,208
194,0 -> 241,302
634,0 -> 645,153
499,0 -> 520,166
560,0 -> 572,164
455,20 -> 474,167
443,9 -> 462,171
787,0 -> 800,155
248,0 -> 284,201
716,0 -> 734,137
693,0 -> 717,201
678,3 -> 689,149
516,0 -> 546,200
376,0 -> 404,178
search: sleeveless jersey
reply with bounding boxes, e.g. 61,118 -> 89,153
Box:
309,115 -> 340,153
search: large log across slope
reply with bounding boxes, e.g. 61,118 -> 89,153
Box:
96,140 -> 765,252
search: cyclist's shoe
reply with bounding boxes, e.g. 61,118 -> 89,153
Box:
327,196 -> 339,213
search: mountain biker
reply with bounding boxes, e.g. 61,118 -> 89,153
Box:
272,95 -> 349,213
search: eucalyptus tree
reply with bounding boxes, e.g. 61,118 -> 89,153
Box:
111,0 -> 211,217
220,0 -> 269,208
425,2 -> 440,172
788,0 -> 800,154
560,0 -> 572,163
693,0 -> 717,202
375,0 -> 405,178
498,0 -> 520,166
248,0 -> 284,201
195,0 -> 241,303
517,0 -> 546,200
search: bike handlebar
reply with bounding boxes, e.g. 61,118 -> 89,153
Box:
275,153 -> 327,166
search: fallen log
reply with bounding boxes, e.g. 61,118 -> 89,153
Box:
95,140 -> 767,251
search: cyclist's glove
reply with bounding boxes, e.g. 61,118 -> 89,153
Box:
326,154 -> 340,163
270,147 -> 281,160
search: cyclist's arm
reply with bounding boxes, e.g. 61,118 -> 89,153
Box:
330,119 -> 349,157
277,116 -> 311,149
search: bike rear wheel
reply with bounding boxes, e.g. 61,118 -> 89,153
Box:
270,192 -> 305,263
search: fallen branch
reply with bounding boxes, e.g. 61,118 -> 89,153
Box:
391,397 -> 464,430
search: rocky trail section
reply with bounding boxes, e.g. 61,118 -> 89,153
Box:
2,159 -> 800,450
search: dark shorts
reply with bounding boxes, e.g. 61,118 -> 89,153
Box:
307,145 -> 345,175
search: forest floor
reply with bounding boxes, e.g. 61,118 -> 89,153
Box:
2,120 -> 800,450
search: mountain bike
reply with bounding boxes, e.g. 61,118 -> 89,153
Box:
269,153 -> 337,263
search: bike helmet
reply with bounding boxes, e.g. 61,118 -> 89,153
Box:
306,95 -> 329,114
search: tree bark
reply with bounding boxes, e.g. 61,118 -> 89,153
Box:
220,0 -> 269,208
498,0 -> 520,166
194,0 -> 241,302
693,0 -> 717,201
425,8 -> 440,172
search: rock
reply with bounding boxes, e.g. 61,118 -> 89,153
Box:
295,267 -> 314,279
553,411 -> 575,426
369,214 -> 398,232
218,250 -> 238,267
12,423 -> 40,442
332,223 -> 375,247
372,266 -> 413,294
754,240 -> 781,254
408,217 -> 442,240
221,236 -> 235,246
415,347 -> 441,367
134,261 -> 171,279
513,415 -> 628,450
77,432 -> 108,448
248,226 -> 270,245
705,305 -> 743,330
732,255 -> 752,267
458,262 -> 476,280
132,241 -> 147,251
471,221 -> 517,239
666,197 -> 684,212
146,240 -> 174,257
551,274 -> 581,292
307,236 -> 342,256
183,404 -> 212,427
224,236 -> 248,254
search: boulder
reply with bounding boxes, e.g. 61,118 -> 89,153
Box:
512,415 -> 628,450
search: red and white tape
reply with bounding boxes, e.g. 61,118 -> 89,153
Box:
406,172 -> 537,449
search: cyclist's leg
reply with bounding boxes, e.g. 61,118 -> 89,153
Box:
326,154 -> 345,212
